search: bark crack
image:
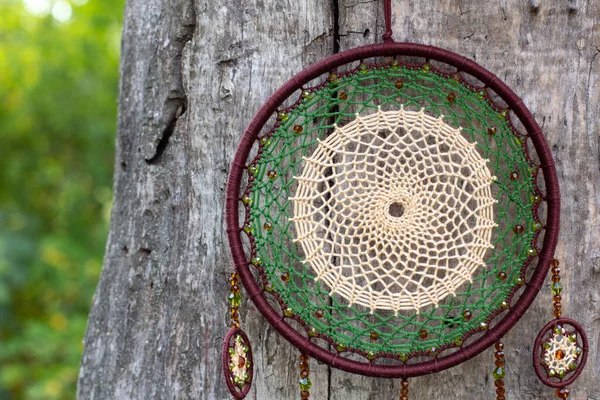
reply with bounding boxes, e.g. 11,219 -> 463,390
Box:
145,0 -> 197,164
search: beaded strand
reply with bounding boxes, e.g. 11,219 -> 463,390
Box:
299,353 -> 312,399
229,272 -> 241,327
399,378 -> 409,400
493,342 -> 506,400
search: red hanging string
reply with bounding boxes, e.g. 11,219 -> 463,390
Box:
382,0 -> 394,42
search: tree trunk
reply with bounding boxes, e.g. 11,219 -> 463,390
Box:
78,0 -> 600,399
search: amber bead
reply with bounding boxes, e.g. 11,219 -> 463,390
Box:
299,353 -> 309,363
401,379 -> 409,388
230,277 -> 238,286
495,359 -> 505,367
552,266 -> 561,275
510,171 -> 519,180
513,224 -> 524,234
496,386 -> 505,395
231,309 -> 239,320
487,126 -> 497,135
495,342 -> 504,351
419,328 -> 428,339
231,285 -> 240,294
395,80 -> 404,89
497,395 -> 506,400
495,350 -> 504,359
300,369 -> 309,378
263,221 -> 273,231
315,309 -> 324,318
293,125 -> 304,134
447,92 -> 456,102
554,295 -> 562,302
556,388 -> 570,399
400,388 -> 409,395
370,331 -> 379,341
494,380 -> 504,388
552,275 -> 561,283
267,170 -> 277,179
301,391 -> 310,400
463,310 -> 473,321
555,349 -> 566,360
400,397 -> 408,400
281,272 -> 290,282
497,271 -> 507,280
552,258 -> 560,267
339,92 -> 348,100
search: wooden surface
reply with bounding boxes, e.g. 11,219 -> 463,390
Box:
78,0 -> 600,399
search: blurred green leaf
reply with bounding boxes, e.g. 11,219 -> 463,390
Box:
0,0 -> 123,398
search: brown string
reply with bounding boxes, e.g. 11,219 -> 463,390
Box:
382,0 -> 394,42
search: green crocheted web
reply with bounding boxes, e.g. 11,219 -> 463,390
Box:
243,62 -> 539,358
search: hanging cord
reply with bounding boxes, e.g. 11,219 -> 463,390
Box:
382,0 -> 394,42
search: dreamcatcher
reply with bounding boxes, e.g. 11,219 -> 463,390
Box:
223,1 -> 588,398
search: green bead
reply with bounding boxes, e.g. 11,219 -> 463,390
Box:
531,194 -> 542,203
260,137 -> 271,147
554,325 -> 564,334
308,327 -> 318,337
391,60 -> 400,69
575,347 -> 582,355
429,347 -> 438,355
229,362 -> 235,371
398,353 -> 408,361
548,369 -> 556,377
367,351 -> 376,360
500,300 -> 509,309
493,367 -> 505,380
480,322 -> 489,330
299,377 -> 312,391
336,343 -> 347,352
248,165 -> 258,175
421,63 -> 431,72
515,136 -> 527,145
264,282 -> 274,292
515,276 -> 525,286
568,333 -> 577,342
551,282 -> 563,295
242,344 -> 249,353
302,90 -> 313,99
359,63 -> 369,73
499,109 -> 509,119
477,88 -> 487,98
568,362 -> 578,370
532,221 -> 543,231
278,111 -> 288,121
329,73 -> 339,84
229,347 -> 236,355
229,292 -> 242,307
251,256 -> 261,265
453,338 -> 463,346
242,195 -> 252,205
527,248 -> 538,257
542,342 -> 551,350
557,370 -> 565,378
283,307 -> 293,317
243,224 -> 253,233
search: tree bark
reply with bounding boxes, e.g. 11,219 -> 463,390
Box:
78,0 -> 600,399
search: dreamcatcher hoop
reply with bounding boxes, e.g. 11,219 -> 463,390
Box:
225,41 -> 560,378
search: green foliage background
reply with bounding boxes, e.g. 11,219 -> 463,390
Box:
0,1 -> 123,398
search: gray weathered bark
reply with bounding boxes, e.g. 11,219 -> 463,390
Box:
78,0 -> 599,399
